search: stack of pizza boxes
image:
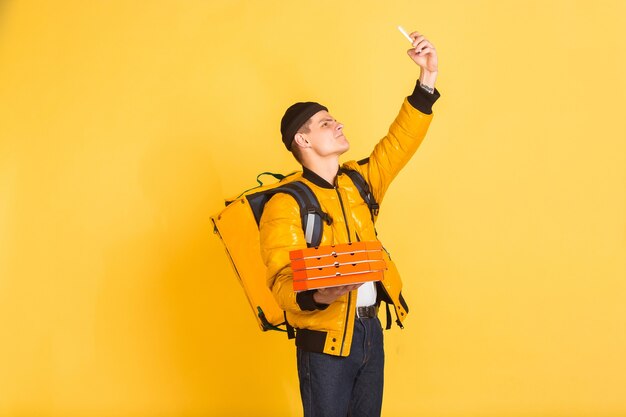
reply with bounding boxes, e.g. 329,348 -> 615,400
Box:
289,241 -> 386,292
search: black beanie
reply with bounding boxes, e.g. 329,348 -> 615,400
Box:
280,101 -> 328,150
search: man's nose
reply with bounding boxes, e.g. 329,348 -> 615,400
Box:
336,122 -> 343,131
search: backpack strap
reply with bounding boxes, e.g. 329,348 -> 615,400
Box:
343,169 -> 379,223
278,181 -> 332,248
284,311 -> 295,339
347,170 -> 404,330
384,302 -> 392,330
246,180 -> 331,248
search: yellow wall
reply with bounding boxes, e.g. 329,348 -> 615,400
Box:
1,1 -> 625,416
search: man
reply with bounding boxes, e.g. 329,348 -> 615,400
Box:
259,30 -> 440,417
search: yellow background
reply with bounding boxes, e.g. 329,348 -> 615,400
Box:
1,1 -> 625,416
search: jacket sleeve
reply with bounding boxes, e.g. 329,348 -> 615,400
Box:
259,193 -> 328,313
344,82 -> 440,206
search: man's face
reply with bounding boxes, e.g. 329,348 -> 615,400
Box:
302,110 -> 350,158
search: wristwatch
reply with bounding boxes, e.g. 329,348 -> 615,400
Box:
419,83 -> 435,94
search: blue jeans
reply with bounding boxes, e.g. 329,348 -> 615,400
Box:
297,317 -> 385,417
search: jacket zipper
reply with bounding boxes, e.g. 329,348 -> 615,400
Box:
335,186 -> 353,354
334,187 -> 352,243
339,291 -> 352,355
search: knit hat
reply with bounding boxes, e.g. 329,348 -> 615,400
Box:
280,102 -> 328,150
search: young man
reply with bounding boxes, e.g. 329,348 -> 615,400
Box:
259,30 -> 440,417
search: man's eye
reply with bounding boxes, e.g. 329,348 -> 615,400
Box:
322,123 -> 327,127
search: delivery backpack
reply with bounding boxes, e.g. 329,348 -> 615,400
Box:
211,170 -> 379,333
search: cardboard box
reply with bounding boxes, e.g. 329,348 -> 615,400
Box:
290,241 -> 386,292
293,271 -> 384,292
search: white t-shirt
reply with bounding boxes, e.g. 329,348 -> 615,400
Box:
356,281 -> 377,307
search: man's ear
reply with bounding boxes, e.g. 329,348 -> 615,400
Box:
293,133 -> 309,148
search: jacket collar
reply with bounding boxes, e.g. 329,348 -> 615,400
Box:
302,165 -> 342,189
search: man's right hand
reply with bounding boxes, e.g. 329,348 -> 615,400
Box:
313,284 -> 363,305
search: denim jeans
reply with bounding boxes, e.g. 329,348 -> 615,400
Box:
297,316 -> 385,417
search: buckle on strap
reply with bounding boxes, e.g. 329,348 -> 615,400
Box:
356,305 -> 378,319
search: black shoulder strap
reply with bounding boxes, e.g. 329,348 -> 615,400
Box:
278,181 -> 332,247
246,180 -> 331,248
343,169 -> 379,222
385,302 -> 392,330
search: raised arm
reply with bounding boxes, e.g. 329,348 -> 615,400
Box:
344,30 -> 441,206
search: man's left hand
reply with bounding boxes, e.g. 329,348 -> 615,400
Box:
407,31 -> 438,73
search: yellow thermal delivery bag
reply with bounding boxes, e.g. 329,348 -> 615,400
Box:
211,170 -> 379,332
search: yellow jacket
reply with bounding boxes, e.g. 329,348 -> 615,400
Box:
260,95 -> 436,357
